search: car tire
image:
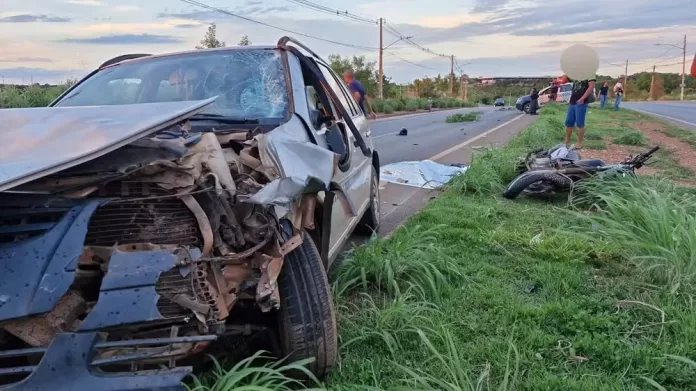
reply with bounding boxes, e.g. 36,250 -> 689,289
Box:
523,102 -> 530,113
355,166 -> 380,235
277,229 -> 338,379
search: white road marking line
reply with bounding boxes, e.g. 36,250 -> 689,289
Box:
428,114 -> 525,161
627,107 -> 696,128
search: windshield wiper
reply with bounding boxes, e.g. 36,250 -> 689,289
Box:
188,114 -> 259,124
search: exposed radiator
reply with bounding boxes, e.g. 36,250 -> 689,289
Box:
85,181 -> 201,247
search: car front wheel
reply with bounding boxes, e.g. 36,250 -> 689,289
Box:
356,166 -> 380,235
277,229 -> 338,378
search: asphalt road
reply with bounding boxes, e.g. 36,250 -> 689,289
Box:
369,106 -> 523,164
623,101 -> 696,130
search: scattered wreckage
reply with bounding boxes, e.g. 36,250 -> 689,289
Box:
0,37 -> 380,390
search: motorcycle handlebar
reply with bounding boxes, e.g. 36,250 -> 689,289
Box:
646,146 -> 660,156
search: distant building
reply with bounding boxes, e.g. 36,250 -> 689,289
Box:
479,78 -> 496,85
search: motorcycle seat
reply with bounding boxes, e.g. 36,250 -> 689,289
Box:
568,159 -> 605,168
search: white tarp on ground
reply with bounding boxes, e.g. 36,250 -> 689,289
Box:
380,160 -> 468,189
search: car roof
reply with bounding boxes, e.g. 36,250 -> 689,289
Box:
101,45 -> 279,69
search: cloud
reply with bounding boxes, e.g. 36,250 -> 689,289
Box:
0,67 -> 82,84
471,0 -> 510,13
63,34 -> 185,45
0,57 -> 53,63
0,14 -> 71,23
174,23 -> 202,29
114,6 -> 140,12
157,4 -> 293,21
65,0 -> 103,5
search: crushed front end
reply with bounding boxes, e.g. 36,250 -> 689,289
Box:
0,103 -> 331,390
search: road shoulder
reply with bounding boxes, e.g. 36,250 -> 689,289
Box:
378,114 -> 535,236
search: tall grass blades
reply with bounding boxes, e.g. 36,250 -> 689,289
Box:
569,177 -> 696,290
186,351 -> 325,391
332,224 -> 463,299
391,327 -> 519,391
339,289 -> 442,357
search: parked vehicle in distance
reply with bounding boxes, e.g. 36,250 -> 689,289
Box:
0,36 -> 380,390
516,82 -> 573,113
494,97 -> 505,106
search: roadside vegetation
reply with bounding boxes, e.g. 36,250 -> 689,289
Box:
0,84 -> 70,108
192,104 -> 696,390
445,111 -> 481,123
371,97 -> 477,115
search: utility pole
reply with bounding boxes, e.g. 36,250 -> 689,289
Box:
650,64 -> 656,100
681,34 -> 687,101
449,55 -> 454,97
624,59 -> 629,100
378,18 -> 384,99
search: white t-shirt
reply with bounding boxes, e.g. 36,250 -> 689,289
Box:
614,82 -> 623,93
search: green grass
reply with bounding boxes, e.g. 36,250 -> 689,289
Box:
446,112 -> 481,123
371,98 -> 477,114
177,103 -> 696,390
325,104 -> 696,390
614,131 -> 645,146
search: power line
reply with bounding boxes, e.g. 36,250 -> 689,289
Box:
178,0 -> 378,51
385,51 -> 436,70
383,22 -> 449,58
284,0 -> 378,25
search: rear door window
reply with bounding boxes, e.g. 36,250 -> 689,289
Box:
317,63 -> 360,117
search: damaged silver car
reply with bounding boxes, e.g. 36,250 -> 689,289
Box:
0,37 -> 380,390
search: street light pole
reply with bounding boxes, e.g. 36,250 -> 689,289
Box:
655,36 -> 687,100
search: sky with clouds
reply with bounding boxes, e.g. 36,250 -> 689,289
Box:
1,0 -> 695,84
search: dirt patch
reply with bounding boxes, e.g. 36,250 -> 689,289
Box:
630,121 -> 696,174
579,121 -> 695,186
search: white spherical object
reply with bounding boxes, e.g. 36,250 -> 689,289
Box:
560,44 -> 599,80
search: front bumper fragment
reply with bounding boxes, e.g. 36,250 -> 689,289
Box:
0,333 -> 216,391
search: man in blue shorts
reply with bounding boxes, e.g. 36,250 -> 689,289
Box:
564,75 -> 596,149
343,69 -> 376,119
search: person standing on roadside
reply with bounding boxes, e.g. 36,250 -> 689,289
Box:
529,85 -> 539,115
343,69 -> 377,120
613,80 -> 624,111
564,76 -> 596,149
599,81 -> 609,109
550,79 -> 560,102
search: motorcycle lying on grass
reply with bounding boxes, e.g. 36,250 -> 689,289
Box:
502,144 -> 660,199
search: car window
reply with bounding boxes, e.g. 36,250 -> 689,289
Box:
317,63 -> 359,117
55,49 -> 289,120
99,79 -> 142,104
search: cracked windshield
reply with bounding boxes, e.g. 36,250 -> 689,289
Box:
1,0 -> 695,390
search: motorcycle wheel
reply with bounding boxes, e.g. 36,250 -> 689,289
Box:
503,171 -> 572,200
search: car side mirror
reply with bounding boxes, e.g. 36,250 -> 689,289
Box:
324,122 -> 347,162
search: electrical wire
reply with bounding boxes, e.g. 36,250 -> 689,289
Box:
178,0 -> 378,51
284,0 -> 378,25
383,22 -> 449,58
384,51 -> 436,70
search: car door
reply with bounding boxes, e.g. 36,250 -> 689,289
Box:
315,62 -> 372,260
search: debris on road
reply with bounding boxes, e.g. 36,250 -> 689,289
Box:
398,128 -> 408,136
380,160 -> 468,189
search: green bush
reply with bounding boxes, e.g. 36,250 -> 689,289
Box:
371,99 -> 386,113
383,102 -> 394,114
404,100 -> 419,112
479,96 -> 492,105
614,131 -> 645,145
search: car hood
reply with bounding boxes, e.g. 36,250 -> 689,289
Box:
0,98 -> 216,192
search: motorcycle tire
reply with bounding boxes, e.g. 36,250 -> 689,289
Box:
503,171 -> 572,200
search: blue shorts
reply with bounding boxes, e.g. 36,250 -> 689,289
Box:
565,103 -> 588,128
